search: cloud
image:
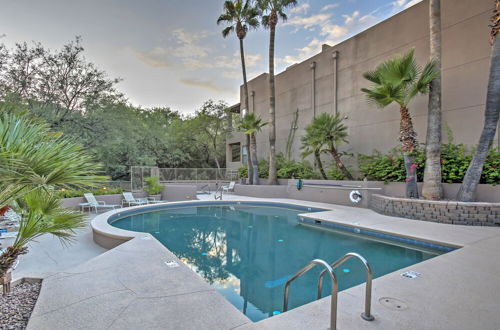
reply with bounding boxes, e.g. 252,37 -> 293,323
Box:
183,52 -> 261,71
290,3 -> 310,14
278,7 -> 384,66
178,77 -> 226,92
321,3 -> 340,12
284,13 -> 331,30
135,28 -> 212,68
135,47 -> 170,68
391,0 -> 423,9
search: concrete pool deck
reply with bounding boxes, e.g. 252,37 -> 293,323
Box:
22,194 -> 500,329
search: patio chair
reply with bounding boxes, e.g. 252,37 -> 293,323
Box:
222,181 -> 236,193
83,193 -> 120,213
122,192 -> 149,207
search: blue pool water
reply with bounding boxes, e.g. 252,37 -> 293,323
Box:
110,204 -> 444,322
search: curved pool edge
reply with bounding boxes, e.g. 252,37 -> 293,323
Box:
91,199 -> 333,249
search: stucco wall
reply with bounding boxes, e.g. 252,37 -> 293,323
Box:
227,0 -> 497,170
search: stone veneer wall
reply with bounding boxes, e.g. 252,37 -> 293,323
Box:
370,194 -> 500,226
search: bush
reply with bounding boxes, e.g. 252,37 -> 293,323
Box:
238,166 -> 248,178
144,176 -> 163,195
277,159 -> 317,179
325,166 -> 347,180
56,186 -> 124,198
359,145 -> 499,184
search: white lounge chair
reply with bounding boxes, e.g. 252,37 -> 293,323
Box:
122,192 -> 149,207
83,193 -> 119,213
222,181 -> 236,193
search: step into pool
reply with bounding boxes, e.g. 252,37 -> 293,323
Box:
110,203 -> 449,322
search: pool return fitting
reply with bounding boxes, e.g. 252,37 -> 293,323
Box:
283,252 -> 374,329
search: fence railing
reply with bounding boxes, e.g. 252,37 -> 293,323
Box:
130,166 -> 239,191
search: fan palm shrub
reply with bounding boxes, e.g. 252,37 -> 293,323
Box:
302,113 -> 354,180
237,112 -> 267,184
217,0 -> 260,184
301,121 -> 329,180
0,111 -> 103,286
361,49 -> 439,198
257,0 -> 297,184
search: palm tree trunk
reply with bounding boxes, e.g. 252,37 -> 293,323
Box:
329,146 -> 354,180
422,0 -> 443,200
250,133 -> 259,185
400,106 -> 419,198
457,38 -> 500,202
240,38 -> 254,185
267,15 -> 278,185
314,150 -> 328,180
0,246 -> 27,279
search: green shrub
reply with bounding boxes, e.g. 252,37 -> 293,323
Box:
325,166 -> 347,180
277,159 -> 317,179
144,176 -> 163,195
238,166 -> 248,178
359,145 -> 499,184
56,186 -> 124,198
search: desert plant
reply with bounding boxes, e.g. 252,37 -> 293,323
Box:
237,112 -> 267,184
258,0 -> 297,184
1,191 -> 86,279
303,113 -> 354,180
218,0 -> 260,184
457,2 -> 500,201
0,112 -> 102,282
144,176 -> 163,195
422,0 -> 444,200
361,49 -> 439,198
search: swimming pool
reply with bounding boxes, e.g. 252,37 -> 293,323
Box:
110,203 -> 447,322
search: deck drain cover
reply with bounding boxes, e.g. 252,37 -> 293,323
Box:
164,260 -> 180,268
379,297 -> 408,311
401,271 -> 421,279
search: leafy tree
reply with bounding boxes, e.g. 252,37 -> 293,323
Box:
361,49 -> 438,198
237,112 -> 267,184
457,2 -> 500,201
257,0 -> 297,185
217,0 -> 260,183
0,37 -> 122,122
422,0 -> 443,200
192,100 -> 230,171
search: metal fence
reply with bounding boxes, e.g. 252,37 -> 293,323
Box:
130,166 -> 239,191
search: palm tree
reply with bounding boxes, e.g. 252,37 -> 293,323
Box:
0,112 -> 103,206
361,49 -> 439,198
238,113 -> 268,184
257,0 -> 297,185
217,0 -> 259,184
304,113 -> 354,180
0,111 -> 103,285
457,2 -> 500,202
301,122 -> 328,180
0,191 -> 86,281
422,0 -> 443,200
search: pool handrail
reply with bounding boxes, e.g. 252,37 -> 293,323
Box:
317,252 -> 375,321
283,259 -> 338,330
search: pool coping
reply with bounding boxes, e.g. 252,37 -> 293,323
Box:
32,197 -> 500,329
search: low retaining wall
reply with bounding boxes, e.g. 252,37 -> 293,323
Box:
370,194 -> 500,226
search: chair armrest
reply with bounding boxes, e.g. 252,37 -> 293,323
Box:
98,201 -> 106,205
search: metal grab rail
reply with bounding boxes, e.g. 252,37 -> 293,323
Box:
283,259 -> 338,330
214,185 -> 223,200
317,252 -> 375,321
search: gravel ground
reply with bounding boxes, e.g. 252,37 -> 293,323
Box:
0,282 -> 41,330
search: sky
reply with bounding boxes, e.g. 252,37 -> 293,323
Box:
0,0 -> 422,114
